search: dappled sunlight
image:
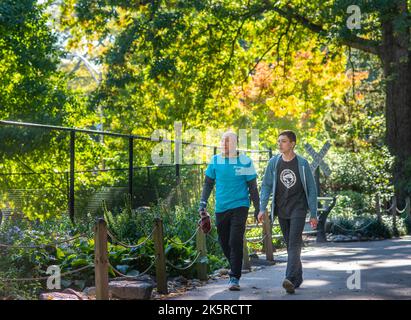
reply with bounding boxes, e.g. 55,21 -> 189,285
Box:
384,244 -> 411,250
368,259 -> 411,269
300,279 -> 331,287
2,0 -> 411,302
303,261 -> 367,272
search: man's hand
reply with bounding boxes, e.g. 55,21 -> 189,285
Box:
257,211 -> 266,224
198,208 -> 211,234
310,217 -> 318,230
253,209 -> 260,223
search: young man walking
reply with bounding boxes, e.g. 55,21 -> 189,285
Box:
199,131 -> 260,291
258,130 -> 318,294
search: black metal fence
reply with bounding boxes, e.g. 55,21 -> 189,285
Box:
0,120 -> 271,223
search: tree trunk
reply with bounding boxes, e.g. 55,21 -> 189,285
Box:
266,1 -> 411,204
380,17 -> 411,204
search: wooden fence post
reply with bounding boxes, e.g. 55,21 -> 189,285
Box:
94,218 -> 109,300
263,211 -> 274,261
261,225 -> 266,254
391,196 -> 399,237
242,235 -> 251,270
196,229 -> 208,281
154,217 -> 168,294
260,212 -> 266,254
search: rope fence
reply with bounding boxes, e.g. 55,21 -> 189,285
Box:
0,265 -> 94,282
206,233 -> 219,243
108,260 -> 155,279
331,219 -> 377,233
246,234 -> 268,244
0,233 -> 88,249
166,226 -> 200,246
106,228 -> 155,249
325,195 -> 410,237
166,252 -> 202,271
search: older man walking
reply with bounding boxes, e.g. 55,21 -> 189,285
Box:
199,131 -> 260,291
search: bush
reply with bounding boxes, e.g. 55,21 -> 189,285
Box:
329,215 -> 407,238
380,215 -> 407,237
329,190 -> 370,219
0,215 -> 96,299
245,221 -> 286,253
404,215 -> 411,235
104,195 -> 156,243
324,147 -> 393,198
104,196 -> 227,278
0,206 -> 229,300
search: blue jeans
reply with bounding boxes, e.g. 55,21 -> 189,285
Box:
278,216 -> 306,286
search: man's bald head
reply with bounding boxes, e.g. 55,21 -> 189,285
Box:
221,131 -> 238,157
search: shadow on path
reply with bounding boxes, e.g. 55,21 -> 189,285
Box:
169,236 -> 411,300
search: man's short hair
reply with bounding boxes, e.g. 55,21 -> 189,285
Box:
221,131 -> 238,142
278,130 -> 297,143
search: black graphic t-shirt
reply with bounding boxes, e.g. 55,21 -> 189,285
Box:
274,155 -> 308,219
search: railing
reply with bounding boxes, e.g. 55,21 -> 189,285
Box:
93,216 -> 210,297
315,194 -> 410,238
0,120 -> 271,223
244,196 -> 337,260
0,216 -> 210,299
0,234 -> 94,283
243,194 -> 411,264
376,195 -> 410,237
316,195 -> 411,240
2,194 -> 409,299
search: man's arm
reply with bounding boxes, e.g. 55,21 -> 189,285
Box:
247,178 -> 260,220
199,175 -> 215,210
259,159 -> 274,213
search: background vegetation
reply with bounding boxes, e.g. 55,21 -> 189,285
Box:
1,0 -> 410,299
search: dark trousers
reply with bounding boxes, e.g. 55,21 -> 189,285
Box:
215,206 -> 249,279
278,216 -> 306,286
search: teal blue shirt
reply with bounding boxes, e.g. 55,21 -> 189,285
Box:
205,153 -> 257,213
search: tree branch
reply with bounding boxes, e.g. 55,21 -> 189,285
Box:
261,0 -> 382,56
216,18 -> 247,101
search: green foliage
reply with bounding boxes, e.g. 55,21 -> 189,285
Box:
404,215 -> 411,235
324,51 -> 386,151
0,0 -> 391,222
329,215 -> 407,239
329,190 -> 370,219
1,0 -> 409,300
54,0 -> 352,144
325,147 -> 394,197
103,197 -> 227,278
0,204 -> 228,299
245,221 -> 285,253
104,195 -> 157,242
0,266 -> 42,300
0,0 -> 88,221
0,214 -> 94,299
0,0 -> 84,151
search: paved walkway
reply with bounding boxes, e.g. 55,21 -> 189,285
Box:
170,236 -> 411,300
